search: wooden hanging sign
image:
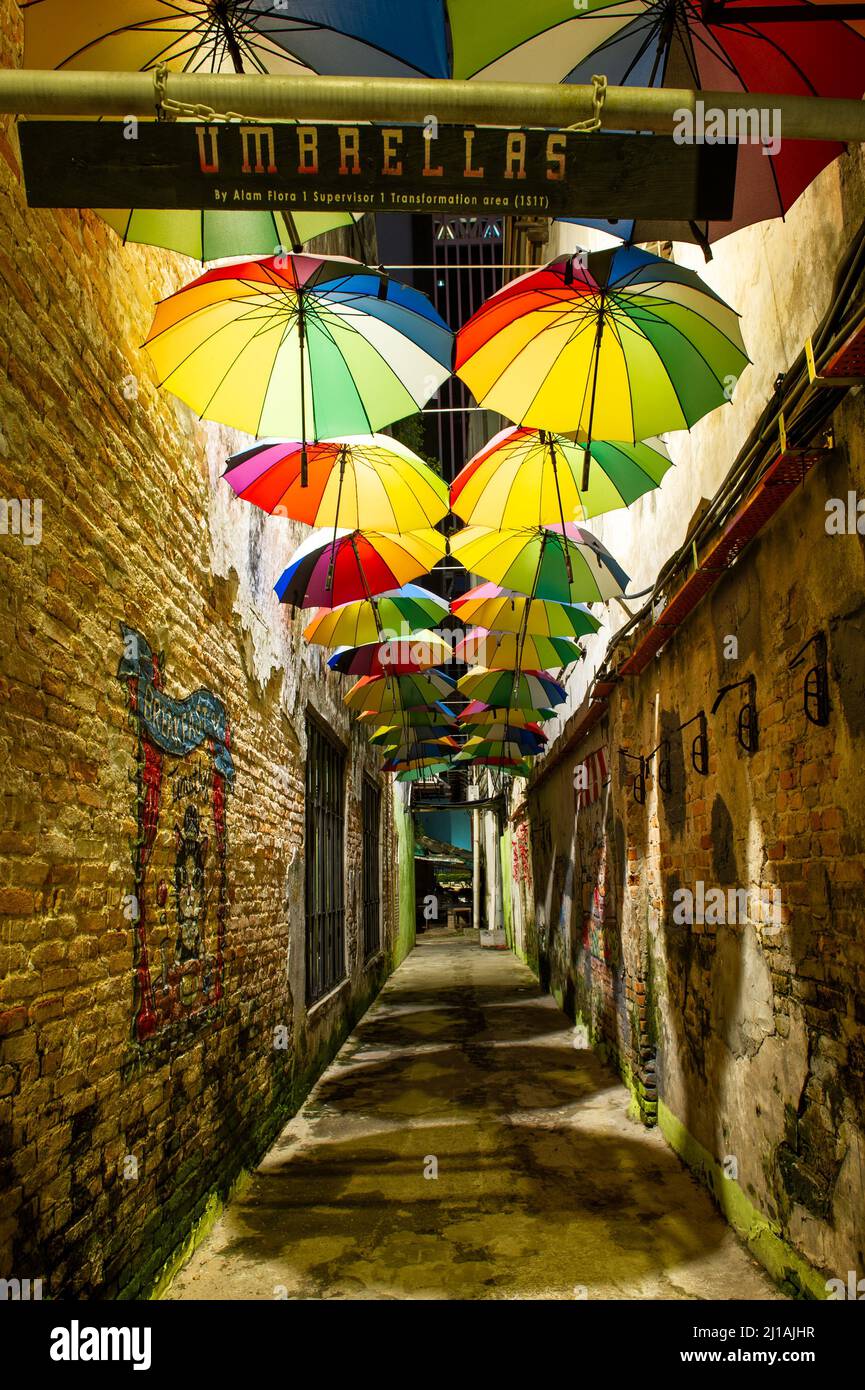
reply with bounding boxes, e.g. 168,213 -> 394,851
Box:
18,119 -> 738,221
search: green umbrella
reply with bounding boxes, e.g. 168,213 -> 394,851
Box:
99,207 -> 360,264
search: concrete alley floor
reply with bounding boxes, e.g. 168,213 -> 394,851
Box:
168,931 -> 784,1301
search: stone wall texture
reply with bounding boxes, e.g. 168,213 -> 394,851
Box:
510,130 -> 865,1295
0,0 -> 410,1298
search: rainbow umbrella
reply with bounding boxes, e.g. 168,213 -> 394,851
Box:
453,628 -> 583,671
368,724 -> 457,746
452,583 -> 600,639
274,528 -> 446,609
379,735 -> 460,759
23,2 -> 450,77
456,731 -> 546,758
144,254 -> 453,457
457,756 -> 533,776
395,763 -> 452,783
224,435 -> 448,531
344,671 -> 456,714
451,427 -> 671,526
327,630 -> 451,677
384,755 -> 453,774
455,247 -> 748,474
304,585 -> 449,648
356,703 -> 456,728
451,524 -> 629,603
456,669 -> 567,709
455,720 -> 547,743
458,702 -> 558,726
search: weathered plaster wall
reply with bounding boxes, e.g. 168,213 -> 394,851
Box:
514,151 -> 865,1294
0,2 -> 401,1297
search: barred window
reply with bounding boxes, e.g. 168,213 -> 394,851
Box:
305,719 -> 346,1004
362,777 -> 381,959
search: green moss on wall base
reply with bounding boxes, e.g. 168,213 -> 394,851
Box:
658,1101 -> 830,1300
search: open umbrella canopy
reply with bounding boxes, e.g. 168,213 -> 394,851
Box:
554,3 -> 865,249
303,585 -> 449,647
455,720 -> 547,742
452,583 -> 600,639
453,628 -> 583,671
356,702 -> 456,728
327,630 -> 450,677
23,1 -> 450,77
384,754 -> 453,773
451,524 -> 629,603
275,527 -> 446,609
451,427 -> 672,526
98,207 -> 360,263
457,730 -> 546,756
224,435 -> 448,531
367,723 -> 457,746
395,763 -> 453,783
457,755 -> 533,775
458,701 -> 558,725
381,737 -> 459,762
455,247 -> 748,442
456,669 -> 567,709
344,670 -> 456,713
144,253 -> 453,442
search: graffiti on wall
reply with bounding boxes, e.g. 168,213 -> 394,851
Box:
575,747 -> 618,967
512,816 -> 532,886
118,625 -> 234,1043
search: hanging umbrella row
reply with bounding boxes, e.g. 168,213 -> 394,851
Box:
132,237 -> 750,788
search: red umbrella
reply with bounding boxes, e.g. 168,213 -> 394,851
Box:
557,1 -> 865,251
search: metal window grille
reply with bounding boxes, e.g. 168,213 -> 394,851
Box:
305,719 -> 346,1004
362,777 -> 381,959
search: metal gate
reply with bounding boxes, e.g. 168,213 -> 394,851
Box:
305,719 -> 345,1004
361,777 -> 381,959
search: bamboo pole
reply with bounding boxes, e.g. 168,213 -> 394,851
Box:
0,70 -> 863,143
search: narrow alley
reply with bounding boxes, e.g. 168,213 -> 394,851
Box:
168,931 -> 781,1302
4,0 -> 865,1357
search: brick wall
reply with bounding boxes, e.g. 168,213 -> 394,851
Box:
0,1 -> 409,1297
523,389 -> 865,1292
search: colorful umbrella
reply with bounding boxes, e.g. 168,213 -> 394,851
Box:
274,528 -> 446,609
368,724 -> 457,746
458,700 -> 559,722
452,583 -> 600,639
23,1 -> 450,77
384,755 -> 453,774
98,207 -> 360,265
451,524 -> 629,603
144,254 -> 453,454
454,720 -> 547,743
304,585 -> 449,648
456,756 -> 533,775
453,628 -> 583,671
456,669 -> 567,709
379,736 -> 460,760
356,702 -> 456,728
224,435 -> 448,531
456,731 -> 546,757
455,247 -> 748,468
451,427 -> 672,526
327,630 -> 451,677
395,763 -> 453,783
546,3 -> 865,250
344,671 -> 456,713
